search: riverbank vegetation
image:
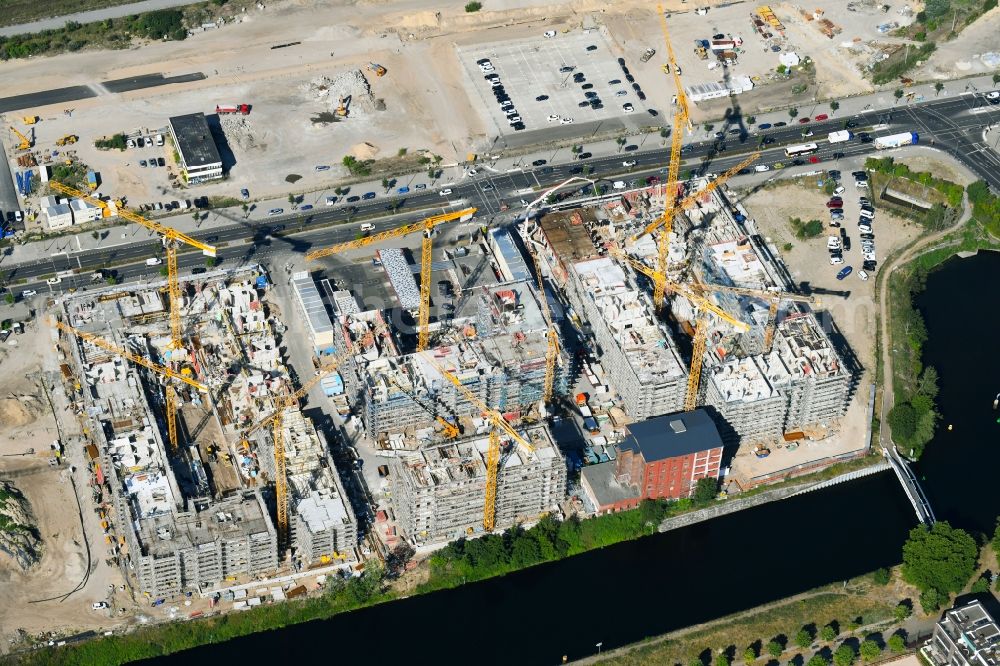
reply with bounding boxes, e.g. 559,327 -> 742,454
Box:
901,521 -> 978,612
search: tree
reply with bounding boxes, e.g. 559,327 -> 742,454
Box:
704,123 -> 715,132
767,640 -> 783,657
747,115 -> 756,124
715,654 -> 730,666
860,640 -> 881,661
617,137 -> 627,152
381,177 -> 390,192
934,82 -> 944,96
820,625 -> 838,642
205,257 -> 218,268
808,655 -> 830,666
920,588 -> 942,613
106,276 -> 118,286
894,602 -> 912,621
744,647 -> 757,664
993,73 -> 1000,85
887,634 -> 906,653
397,147 -> 407,157
91,231 -> 100,240
873,567 -> 891,585
3,293 -> 13,305
830,101 -> 840,115
888,402 -> 918,441
788,108 -> 798,119
924,0 -> 951,18
241,203 -> 249,219
288,193 -> 296,208
902,522 -> 979,599
795,629 -> 813,649
692,478 -> 717,504
159,266 -> 170,277
833,644 -> 856,666
894,88 -> 905,103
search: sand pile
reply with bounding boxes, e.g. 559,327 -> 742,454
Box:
304,70 -> 377,114
0,395 -> 43,429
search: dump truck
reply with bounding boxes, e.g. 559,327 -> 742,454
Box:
22,116 -> 38,125
640,47 -> 656,62
216,104 -> 251,115
874,131 -> 918,149
827,130 -> 853,143
56,135 -> 78,146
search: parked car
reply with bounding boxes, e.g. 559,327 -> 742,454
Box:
268,208 -> 283,216
300,204 -> 313,211
21,290 -> 37,298
241,188 -> 250,199
836,266 -> 853,280
439,189 -> 453,196
544,29 -> 557,37
814,113 -> 829,121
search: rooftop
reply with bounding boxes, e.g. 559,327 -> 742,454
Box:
938,600 -> 1000,666
581,461 -> 640,507
291,271 -> 335,338
619,408 -> 723,461
168,112 -> 222,168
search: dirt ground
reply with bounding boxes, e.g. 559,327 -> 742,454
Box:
914,6 -> 1000,79
0,315 -> 128,653
725,159 -> 922,482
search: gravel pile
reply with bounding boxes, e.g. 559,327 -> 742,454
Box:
304,69 -> 377,114
220,115 -> 258,151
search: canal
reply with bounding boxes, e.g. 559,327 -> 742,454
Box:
143,252 -> 1000,666
914,250 -> 1000,535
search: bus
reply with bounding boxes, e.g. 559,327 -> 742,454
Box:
784,143 -> 819,157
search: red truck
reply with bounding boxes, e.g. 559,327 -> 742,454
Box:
216,104 -> 251,115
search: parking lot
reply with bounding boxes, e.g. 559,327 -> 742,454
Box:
458,30 -> 651,139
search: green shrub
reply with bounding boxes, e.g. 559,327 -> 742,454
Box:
464,1 -> 483,10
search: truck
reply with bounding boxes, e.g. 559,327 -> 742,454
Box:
827,130 -> 853,144
216,104 -> 251,115
874,131 -> 918,150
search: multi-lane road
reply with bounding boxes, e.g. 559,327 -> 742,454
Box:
6,93 -> 1000,297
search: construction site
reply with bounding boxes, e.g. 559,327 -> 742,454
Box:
53,263 -> 358,599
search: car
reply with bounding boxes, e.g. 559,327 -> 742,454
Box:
360,223 -> 376,232
578,100 -> 591,108
481,183 -> 493,190
508,115 -> 522,124
729,128 -> 742,136
92,602 -> 109,610
476,58 -> 490,65
570,166 -> 583,174
573,72 -> 585,80
860,209 -> 875,220
21,290 -> 36,298
240,188 -> 250,200
414,183 -> 427,190
501,100 -> 514,108
504,108 -> 518,116
773,121 -> 787,127
157,157 -> 165,167
860,233 -> 875,240
149,159 -> 158,168
623,144 -> 639,152
798,117 -> 811,124
831,212 -> 844,221
315,165 -> 330,171
637,91 -> 647,101
758,123 -> 773,130
532,159 -> 547,166
754,165 -> 770,172
814,113 -> 829,121
582,83 -> 594,90
801,130 -> 814,137
809,156 -> 820,164
361,192 -> 375,200
300,204 -> 313,211
826,199 -> 843,208
623,160 -> 637,167
608,78 -> 622,85
559,66 -> 575,73
590,101 -> 603,109
585,91 -> 598,99
346,195 -> 360,203
325,196 -> 337,206
485,74 -> 499,81
859,197 -> 871,205
439,189 -> 453,196
836,266 -> 853,280
855,180 -> 869,189
544,29 -> 557,37
830,254 -> 844,265
397,186 -> 410,194
586,45 -> 598,51
139,159 -> 147,167
792,159 -> 805,166
578,152 -> 592,159
491,80 -> 503,87
827,236 -> 842,250
863,252 -> 877,261
47,276 -> 62,285
622,103 -> 634,113
863,260 -> 877,271
858,133 -> 873,143
535,95 -> 550,102
859,225 -> 872,234
560,117 -> 574,124
266,208 -> 283,216
846,120 -> 859,128
615,90 -> 628,97
625,73 -> 635,83
833,185 -> 845,195
986,91 -> 1000,101
632,82 -> 642,92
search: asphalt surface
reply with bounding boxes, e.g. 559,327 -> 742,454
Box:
0,85 -> 97,114
6,94 -> 1000,298
102,72 -> 207,94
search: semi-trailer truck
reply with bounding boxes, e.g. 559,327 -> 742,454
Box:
827,130 -> 853,143
216,104 -> 251,115
874,131 -> 918,149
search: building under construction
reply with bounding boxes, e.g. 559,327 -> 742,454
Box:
58,267 -> 356,598
387,425 -> 566,544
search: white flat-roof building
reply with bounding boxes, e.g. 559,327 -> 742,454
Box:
45,203 -> 74,230
291,271 -> 336,356
70,198 -> 103,224
168,113 -> 223,183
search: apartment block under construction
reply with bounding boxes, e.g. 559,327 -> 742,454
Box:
388,426 -> 566,544
59,267 -> 356,598
337,278 -> 569,449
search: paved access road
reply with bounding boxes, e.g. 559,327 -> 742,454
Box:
6,93 -> 1000,297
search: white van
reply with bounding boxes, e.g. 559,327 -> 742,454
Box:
146,257 -> 162,266
360,223 -> 376,232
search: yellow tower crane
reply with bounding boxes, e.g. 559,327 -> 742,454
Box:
244,351 -> 352,547
697,283 -> 818,353
608,247 -> 749,411
51,319 -> 206,451
306,207 -> 477,351
422,352 -> 533,532
10,126 -> 32,151
48,182 -> 217,351
632,151 -> 761,241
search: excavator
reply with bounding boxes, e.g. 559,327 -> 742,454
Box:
368,62 -> 387,77
335,96 -> 350,118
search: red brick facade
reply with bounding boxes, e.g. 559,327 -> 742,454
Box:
615,444 -> 723,500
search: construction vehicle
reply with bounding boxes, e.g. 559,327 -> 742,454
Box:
9,127 -> 31,151
216,104 -> 251,115
694,40 -> 709,59
368,62 -> 387,77
56,135 -> 78,146
48,182 -> 216,351
423,352 -> 533,532
335,97 -> 349,118
22,116 -> 38,125
306,207 -> 477,351
51,318 -> 206,453
243,351 -> 351,547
